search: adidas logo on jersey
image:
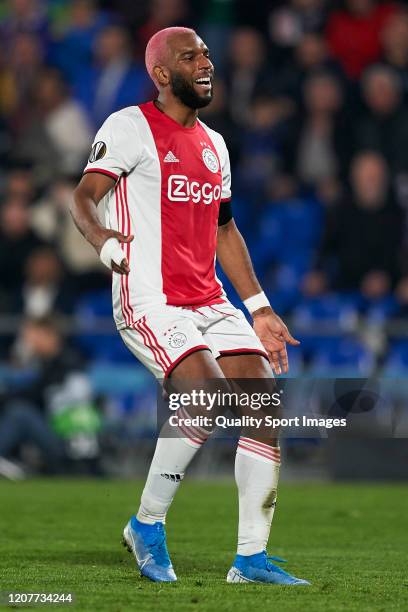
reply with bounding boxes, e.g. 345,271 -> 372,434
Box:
163,150 -> 180,163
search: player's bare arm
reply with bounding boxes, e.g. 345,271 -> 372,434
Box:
216,218 -> 299,374
71,173 -> 134,275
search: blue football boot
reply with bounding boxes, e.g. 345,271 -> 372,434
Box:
227,551 -> 310,585
122,515 -> 177,582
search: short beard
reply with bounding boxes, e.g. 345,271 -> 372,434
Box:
170,71 -> 212,110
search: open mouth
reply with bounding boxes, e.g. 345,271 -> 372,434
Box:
194,76 -> 212,91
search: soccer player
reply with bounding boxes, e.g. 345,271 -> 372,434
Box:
71,27 -> 309,586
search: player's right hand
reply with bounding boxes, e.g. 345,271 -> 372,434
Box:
96,230 -> 134,274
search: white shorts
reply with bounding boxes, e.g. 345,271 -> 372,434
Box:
119,300 -> 269,379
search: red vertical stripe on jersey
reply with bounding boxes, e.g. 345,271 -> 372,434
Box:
117,181 -> 133,326
120,176 -> 134,325
117,179 -> 128,324
114,185 -> 129,326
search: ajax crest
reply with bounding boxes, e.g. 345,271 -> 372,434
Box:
168,332 -> 187,349
202,148 -> 219,173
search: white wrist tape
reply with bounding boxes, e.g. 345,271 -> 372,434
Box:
99,237 -> 125,270
243,291 -> 270,314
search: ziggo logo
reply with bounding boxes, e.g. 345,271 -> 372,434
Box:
167,175 -> 221,205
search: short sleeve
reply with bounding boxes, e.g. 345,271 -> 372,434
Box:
221,140 -> 232,202
83,112 -> 142,181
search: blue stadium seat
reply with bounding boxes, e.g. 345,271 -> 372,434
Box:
75,289 -> 113,318
263,263 -> 305,314
267,288 -> 301,315
74,290 -> 134,362
250,196 -> 323,276
308,338 -> 375,376
259,196 -> 322,252
89,363 -> 152,394
229,196 -> 255,233
292,294 -> 358,328
382,341 -> 408,375
364,295 -> 399,322
291,294 -> 359,357
339,293 -> 399,319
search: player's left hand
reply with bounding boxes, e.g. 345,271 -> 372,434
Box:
252,307 -> 300,375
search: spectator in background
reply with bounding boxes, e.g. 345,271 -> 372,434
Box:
7,32 -> 44,126
30,176 -> 108,293
37,68 -> 91,173
276,32 -> 345,102
137,0 -> 191,51
225,27 -> 270,126
12,247 -> 74,318
351,64 -> 408,176
236,94 -> 294,202
197,0 -> 235,76
268,0 -> 328,62
0,316 -> 99,477
0,196 -> 46,310
53,0 -> 112,81
283,71 -> 347,189
0,0 -> 48,44
73,24 -> 151,126
14,68 -> 92,183
326,0 -> 396,81
0,41 -> 17,117
303,152 -> 403,299
380,8 -> 408,99
4,167 -> 35,201
0,319 -> 63,478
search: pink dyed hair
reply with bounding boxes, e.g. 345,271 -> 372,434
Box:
145,26 -> 196,86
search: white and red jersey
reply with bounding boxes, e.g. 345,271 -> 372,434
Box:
83,101 -> 232,330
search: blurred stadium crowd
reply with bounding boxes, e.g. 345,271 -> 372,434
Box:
2,0 -> 408,477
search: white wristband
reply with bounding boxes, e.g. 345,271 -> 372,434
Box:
243,291 -> 270,314
99,237 -> 125,270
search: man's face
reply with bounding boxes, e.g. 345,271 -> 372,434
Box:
364,73 -> 400,115
166,33 -> 214,109
22,324 -> 60,358
351,155 -> 388,207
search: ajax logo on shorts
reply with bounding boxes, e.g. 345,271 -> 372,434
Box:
202,148 -> 219,173
168,332 -> 187,349
168,175 -> 221,205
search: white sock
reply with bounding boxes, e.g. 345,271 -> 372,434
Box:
235,436 -> 281,556
137,413 -> 209,525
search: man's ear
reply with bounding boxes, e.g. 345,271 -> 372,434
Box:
154,66 -> 170,86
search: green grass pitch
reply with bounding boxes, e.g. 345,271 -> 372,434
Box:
0,479 -> 407,611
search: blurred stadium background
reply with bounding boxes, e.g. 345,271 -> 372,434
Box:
0,0 -> 408,481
